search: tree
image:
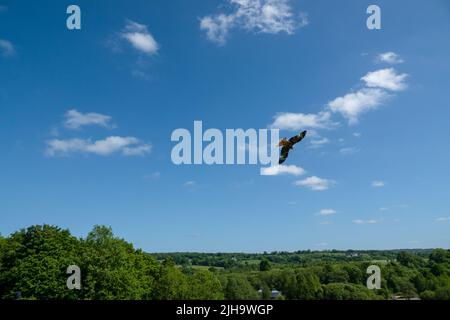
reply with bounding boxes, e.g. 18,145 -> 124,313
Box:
294,269 -> 322,300
188,270 -> 224,300
261,285 -> 272,300
153,259 -> 190,299
343,264 -> 364,284
429,249 -> 448,264
272,269 -> 297,299
397,251 -> 423,267
397,279 -> 417,299
259,259 -> 272,272
223,275 -> 259,300
420,290 -> 435,300
435,284 -> 450,300
0,225 -> 81,299
322,283 -> 379,300
324,265 -> 350,284
81,225 -> 158,299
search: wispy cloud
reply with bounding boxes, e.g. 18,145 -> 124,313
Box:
372,180 -> 385,188
309,137 -> 330,148
436,217 -> 450,222
200,14 -> 235,45
64,109 -> 113,129
328,68 -> 407,124
315,242 -> 328,247
48,110 -> 150,157
379,204 -> 408,211
46,136 -> 151,157
144,172 -> 161,180
183,180 -> 198,191
260,164 -> 305,176
184,181 -> 196,187
353,219 -> 379,224
362,68 -> 408,91
294,176 -> 335,191
121,20 -> 159,55
376,52 -> 404,64
340,147 -> 358,156
270,111 -> 335,131
328,88 -> 389,125
0,39 -> 15,57
0,5 -> 8,12
316,209 -> 337,216
122,144 -> 152,156
271,57 -> 408,131
200,0 -> 307,45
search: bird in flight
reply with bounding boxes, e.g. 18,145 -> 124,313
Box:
277,131 -> 307,165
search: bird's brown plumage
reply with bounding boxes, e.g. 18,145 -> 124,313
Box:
278,130 -> 307,164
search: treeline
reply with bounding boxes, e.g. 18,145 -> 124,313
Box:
0,225 -> 449,300
152,249 -> 431,269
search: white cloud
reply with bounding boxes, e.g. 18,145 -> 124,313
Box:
64,109 -> 113,129
379,204 -> 408,211
353,219 -> 379,224
317,209 -> 337,216
328,88 -> 389,125
0,39 -> 15,57
270,111 -> 334,131
294,176 -> 335,191
309,137 -> 330,148
372,180 -> 385,188
183,181 -> 198,191
340,147 -> 358,155
260,164 -> 305,176
123,144 -> 152,156
144,172 -> 161,180
46,136 -> 151,157
361,68 -> 408,91
377,52 -> 404,64
315,242 -> 328,247
436,217 -> 450,222
121,20 -> 159,55
200,0 -> 306,44
353,132 -> 361,138
297,12 -> 309,28
200,14 -> 235,45
328,68 -> 408,125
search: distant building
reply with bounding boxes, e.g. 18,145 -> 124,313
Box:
348,252 -> 360,257
271,290 -> 282,299
258,289 -> 282,299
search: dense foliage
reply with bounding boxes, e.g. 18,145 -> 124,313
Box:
0,225 -> 449,300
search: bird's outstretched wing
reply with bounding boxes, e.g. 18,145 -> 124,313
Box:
279,146 -> 291,164
289,130 -> 307,145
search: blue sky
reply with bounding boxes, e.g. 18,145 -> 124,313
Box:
1,0 -> 449,252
